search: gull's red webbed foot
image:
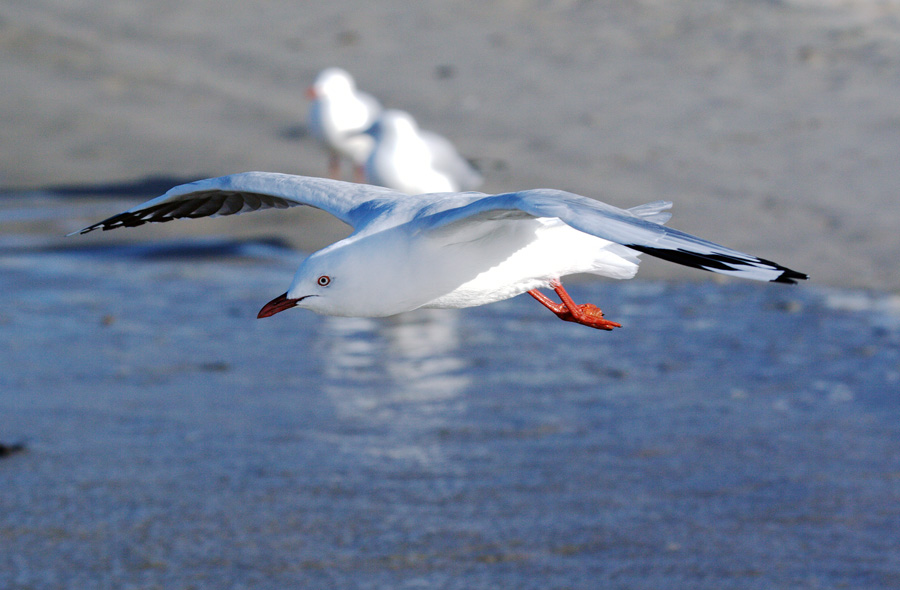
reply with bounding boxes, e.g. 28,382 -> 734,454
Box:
527,280 -> 622,331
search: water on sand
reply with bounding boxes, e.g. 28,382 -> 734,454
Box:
1,230 -> 898,589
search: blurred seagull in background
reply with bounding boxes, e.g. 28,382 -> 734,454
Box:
364,109 -> 483,195
306,68 -> 381,182
70,172 -> 807,331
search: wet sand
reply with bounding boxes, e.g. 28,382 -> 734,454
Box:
1,246 -> 899,589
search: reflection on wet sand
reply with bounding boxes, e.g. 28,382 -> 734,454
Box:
320,309 -> 472,466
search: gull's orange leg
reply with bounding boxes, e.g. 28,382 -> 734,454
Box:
527,280 -> 622,331
353,163 -> 368,184
327,152 -> 342,180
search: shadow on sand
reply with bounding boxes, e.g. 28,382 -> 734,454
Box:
1,174 -> 211,200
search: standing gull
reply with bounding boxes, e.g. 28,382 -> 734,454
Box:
306,68 -> 381,182
70,172 -> 807,330
365,110 -> 483,194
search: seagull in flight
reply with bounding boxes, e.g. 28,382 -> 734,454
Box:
70,172 -> 807,330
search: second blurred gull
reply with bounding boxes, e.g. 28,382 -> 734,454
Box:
365,109 -> 483,195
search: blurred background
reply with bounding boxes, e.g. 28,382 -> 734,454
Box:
2,1 -> 899,588
3,0 -> 900,286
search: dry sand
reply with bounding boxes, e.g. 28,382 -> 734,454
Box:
3,0 -> 900,288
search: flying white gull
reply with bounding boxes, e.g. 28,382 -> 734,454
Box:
70,172 -> 807,330
306,68 -> 381,182
365,110 -> 483,195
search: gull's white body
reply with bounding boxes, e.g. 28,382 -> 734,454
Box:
365,110 -> 483,195
298,214 -> 641,317
306,68 -> 381,168
71,172 -> 806,320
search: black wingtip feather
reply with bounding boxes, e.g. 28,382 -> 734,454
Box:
627,245 -> 808,284
772,268 -> 809,285
67,190 -> 305,237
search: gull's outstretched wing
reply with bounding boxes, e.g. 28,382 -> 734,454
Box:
415,188 -> 807,284
68,172 -> 404,235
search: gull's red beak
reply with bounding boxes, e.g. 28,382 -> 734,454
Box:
305,86 -> 318,100
257,292 -> 299,319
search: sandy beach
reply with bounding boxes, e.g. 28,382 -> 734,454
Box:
3,0 -> 900,288
3,2 -> 900,589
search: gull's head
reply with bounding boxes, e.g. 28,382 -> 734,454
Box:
378,110 -> 420,138
258,243 -> 394,319
257,232 -> 433,320
257,251 -> 346,319
306,67 -> 355,100
362,110 -> 420,144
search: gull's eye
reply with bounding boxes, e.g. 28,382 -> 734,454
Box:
317,275 -> 331,287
